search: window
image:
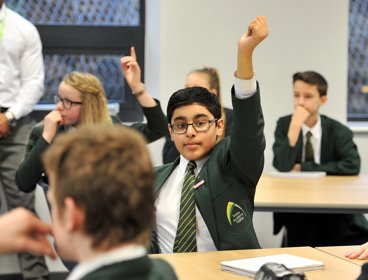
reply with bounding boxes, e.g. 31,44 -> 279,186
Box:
7,0 -> 145,122
348,0 -> 368,122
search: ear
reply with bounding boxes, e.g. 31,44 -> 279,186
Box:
168,123 -> 175,141
216,118 -> 224,138
320,95 -> 328,105
210,88 -> 218,96
64,197 -> 85,233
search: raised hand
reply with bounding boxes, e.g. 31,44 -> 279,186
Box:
238,16 -> 269,55
237,16 -> 268,80
120,46 -> 143,93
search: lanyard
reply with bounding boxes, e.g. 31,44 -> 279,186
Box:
0,11 -> 7,44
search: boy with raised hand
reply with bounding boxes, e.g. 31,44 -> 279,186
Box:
152,16 -> 268,253
43,125 -> 177,280
272,71 -> 368,247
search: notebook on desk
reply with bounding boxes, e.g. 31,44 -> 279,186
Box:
220,253 -> 325,278
268,171 -> 326,179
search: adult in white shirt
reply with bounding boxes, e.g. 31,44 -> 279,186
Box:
0,1 -> 47,279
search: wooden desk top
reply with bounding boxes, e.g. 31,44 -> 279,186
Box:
254,174 -> 368,213
316,246 -> 367,266
151,247 -> 361,280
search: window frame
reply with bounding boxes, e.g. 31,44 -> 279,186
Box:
30,0 -> 146,122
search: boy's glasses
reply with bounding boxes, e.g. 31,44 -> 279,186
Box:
54,95 -> 83,110
170,119 -> 218,134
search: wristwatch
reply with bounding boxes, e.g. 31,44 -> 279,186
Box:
4,111 -> 17,127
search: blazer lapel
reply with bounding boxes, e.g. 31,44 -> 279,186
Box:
320,116 -> 329,163
296,132 -> 304,162
153,158 -> 180,197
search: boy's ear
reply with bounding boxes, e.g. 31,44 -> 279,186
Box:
64,197 -> 85,232
320,95 -> 328,104
210,88 -> 218,96
168,123 -> 174,140
216,118 -> 224,137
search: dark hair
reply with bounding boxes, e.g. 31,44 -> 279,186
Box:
43,125 -> 154,249
167,86 -> 222,123
293,71 -> 328,97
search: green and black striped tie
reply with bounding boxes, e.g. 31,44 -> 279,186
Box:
173,160 -> 197,253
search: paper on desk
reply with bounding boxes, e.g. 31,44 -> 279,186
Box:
268,171 -> 326,179
220,253 -> 325,278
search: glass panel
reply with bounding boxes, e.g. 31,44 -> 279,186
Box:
6,0 -> 140,26
348,0 -> 368,121
41,54 -> 126,104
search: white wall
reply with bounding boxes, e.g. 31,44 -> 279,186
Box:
146,0 -> 368,248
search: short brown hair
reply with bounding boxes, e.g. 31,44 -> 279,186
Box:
43,125 -> 154,249
293,71 -> 328,97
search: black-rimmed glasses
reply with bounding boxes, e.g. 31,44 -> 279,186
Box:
170,119 -> 218,134
54,95 -> 83,110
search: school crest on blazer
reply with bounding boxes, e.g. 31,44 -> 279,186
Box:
226,201 -> 246,225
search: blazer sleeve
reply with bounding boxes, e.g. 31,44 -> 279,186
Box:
301,123 -> 360,175
15,125 -> 49,193
128,100 -> 168,143
224,107 -> 234,137
272,116 -> 301,171
230,84 -> 265,190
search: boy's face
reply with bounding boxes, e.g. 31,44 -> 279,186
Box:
169,103 -> 224,161
47,175 -> 76,261
293,80 -> 327,116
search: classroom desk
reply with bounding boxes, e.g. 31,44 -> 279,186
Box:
254,174 -> 368,213
151,247 -> 361,280
316,246 -> 367,266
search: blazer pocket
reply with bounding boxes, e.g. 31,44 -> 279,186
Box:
214,190 -> 253,237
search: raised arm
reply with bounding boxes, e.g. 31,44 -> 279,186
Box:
120,46 -> 157,108
236,16 -> 268,79
230,16 -> 268,187
120,47 -> 168,142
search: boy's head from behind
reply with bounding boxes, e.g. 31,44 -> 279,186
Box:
167,87 -> 224,161
43,125 -> 154,261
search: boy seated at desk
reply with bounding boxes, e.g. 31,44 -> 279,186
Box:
151,16 -> 268,253
43,125 -> 177,280
272,71 -> 368,247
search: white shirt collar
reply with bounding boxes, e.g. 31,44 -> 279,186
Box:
66,245 -> 146,280
302,115 -> 321,138
178,155 -> 209,176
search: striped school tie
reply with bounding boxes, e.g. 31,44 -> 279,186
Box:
173,160 -> 197,253
305,131 -> 315,162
